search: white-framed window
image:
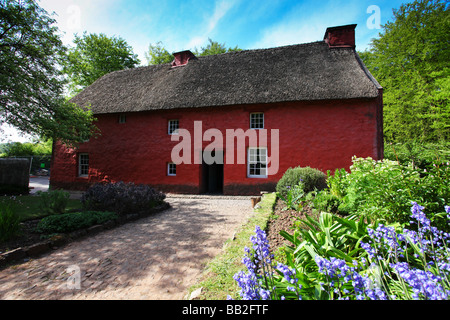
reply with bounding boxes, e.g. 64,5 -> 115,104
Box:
78,153 -> 89,177
168,119 -> 179,135
118,114 -> 127,123
167,163 -> 177,176
250,113 -> 264,129
247,148 -> 267,178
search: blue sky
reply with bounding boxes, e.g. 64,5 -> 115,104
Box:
2,0 -> 407,142
38,0 -> 407,63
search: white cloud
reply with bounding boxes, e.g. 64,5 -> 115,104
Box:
39,0 -> 122,46
184,0 -> 237,51
208,0 -> 235,32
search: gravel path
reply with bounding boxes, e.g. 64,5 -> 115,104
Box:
0,195 -> 255,300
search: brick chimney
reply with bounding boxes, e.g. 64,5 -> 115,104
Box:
171,50 -> 197,67
324,24 -> 357,48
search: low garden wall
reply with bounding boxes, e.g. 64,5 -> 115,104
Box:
0,158 -> 30,194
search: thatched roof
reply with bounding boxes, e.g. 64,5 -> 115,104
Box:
71,40 -> 381,115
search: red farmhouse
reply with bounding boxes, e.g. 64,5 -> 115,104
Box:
51,24 -> 383,196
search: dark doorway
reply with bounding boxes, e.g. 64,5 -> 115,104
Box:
201,150 -> 224,194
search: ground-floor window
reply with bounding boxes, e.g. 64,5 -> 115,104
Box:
167,163 -> 177,176
78,153 -> 89,177
247,147 -> 267,178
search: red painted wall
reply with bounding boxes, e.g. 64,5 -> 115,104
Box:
51,98 -> 382,195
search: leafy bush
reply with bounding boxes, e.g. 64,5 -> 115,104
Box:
278,182 -> 305,211
36,211 -> 118,234
310,190 -> 341,214
81,181 -> 166,215
384,140 -> 450,170
233,203 -> 450,300
37,189 -> 70,215
0,201 -> 21,242
324,157 -> 450,231
276,167 -> 327,198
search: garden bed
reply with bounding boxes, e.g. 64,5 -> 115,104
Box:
265,199 -> 313,255
0,202 -> 171,269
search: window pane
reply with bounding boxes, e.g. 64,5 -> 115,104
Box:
168,163 -> 176,176
248,148 -> 267,177
250,113 -> 264,129
79,154 -> 89,176
168,120 -> 179,134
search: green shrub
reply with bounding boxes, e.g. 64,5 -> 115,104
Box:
37,189 -> 70,215
276,166 -> 327,198
329,157 -> 450,230
311,190 -> 342,214
278,181 -> 305,211
0,201 -> 21,242
36,211 -> 118,234
384,140 -> 450,169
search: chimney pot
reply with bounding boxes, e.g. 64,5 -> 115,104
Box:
171,50 -> 197,67
324,24 -> 357,48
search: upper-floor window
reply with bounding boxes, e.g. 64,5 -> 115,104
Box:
78,153 -> 89,177
118,114 -> 127,124
168,119 -> 179,135
250,113 -> 264,129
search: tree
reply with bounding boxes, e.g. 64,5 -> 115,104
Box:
0,0 -> 96,146
145,41 -> 173,65
64,32 -> 140,94
359,0 -> 449,143
0,140 -> 52,157
194,38 -> 242,56
145,38 -> 241,65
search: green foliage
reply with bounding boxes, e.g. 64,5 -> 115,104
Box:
276,203 -> 450,300
276,166 -> 327,198
279,211 -> 377,299
384,140 -> 450,169
318,157 -> 450,231
0,0 -> 96,145
0,140 -> 52,157
0,200 -> 21,242
145,41 -> 173,65
37,190 -> 70,215
145,38 -> 242,65
194,38 -> 242,56
278,182 -> 305,211
310,191 -> 341,215
64,32 -> 140,94
359,0 -> 450,143
36,211 -> 118,234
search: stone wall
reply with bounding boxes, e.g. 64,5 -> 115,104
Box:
0,158 -> 30,194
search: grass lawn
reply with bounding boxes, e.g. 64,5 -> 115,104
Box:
0,194 -> 83,221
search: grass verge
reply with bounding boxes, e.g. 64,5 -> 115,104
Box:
186,192 -> 277,300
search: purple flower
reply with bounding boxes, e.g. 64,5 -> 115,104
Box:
391,262 -> 449,300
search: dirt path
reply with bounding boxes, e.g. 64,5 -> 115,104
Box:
0,195 -> 254,300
